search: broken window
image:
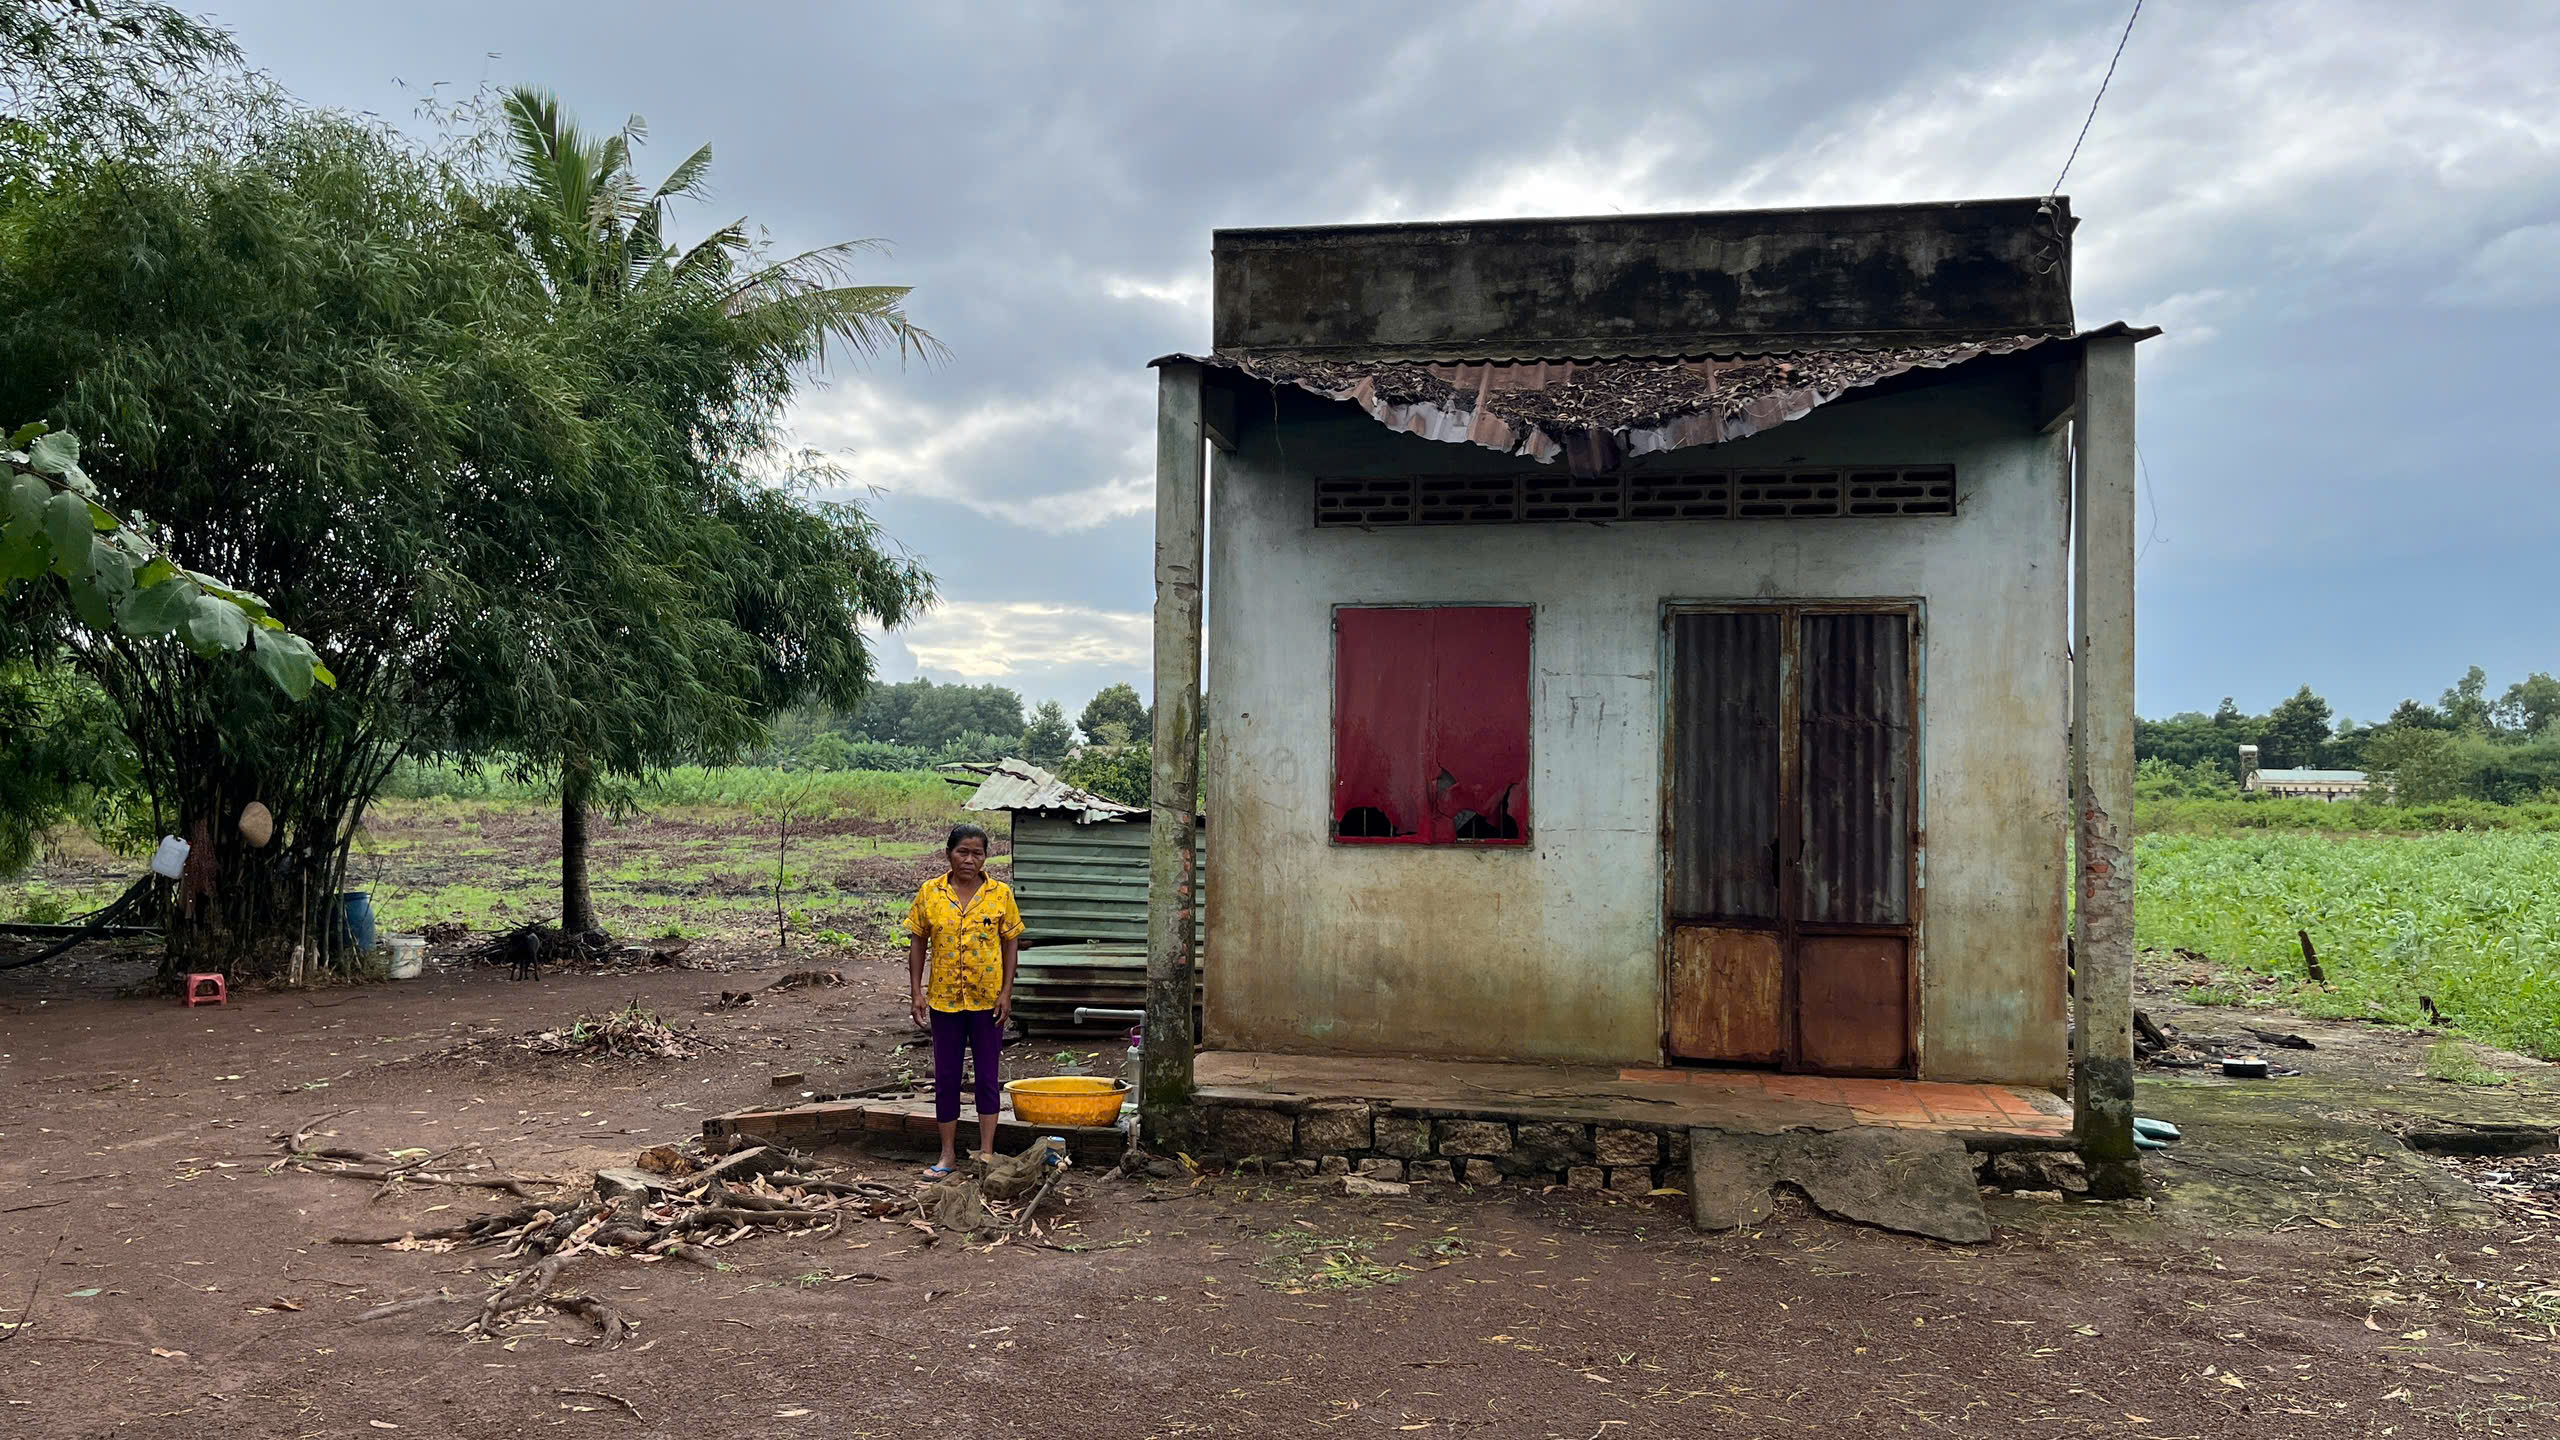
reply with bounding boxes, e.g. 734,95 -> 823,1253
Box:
1332,605 -> 1531,846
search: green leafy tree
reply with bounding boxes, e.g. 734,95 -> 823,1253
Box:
2258,685 -> 2333,769
2366,726 -> 2465,805
2134,709 -> 2254,778
2496,673 -> 2560,737
489,86 -> 939,933
1022,700 -> 1073,768
1077,682 -> 1148,745
842,678 -> 1023,749
1061,738 -> 1150,807
2385,698 -> 2449,732
2442,665 -> 2493,737
0,100 -> 657,975
0,0 -> 236,151
0,657 -> 134,873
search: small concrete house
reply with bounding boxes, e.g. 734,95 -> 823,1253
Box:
1138,199 -> 2149,1155
2237,744 -> 2370,802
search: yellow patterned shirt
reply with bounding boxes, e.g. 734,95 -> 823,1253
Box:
906,873 -> 1024,1013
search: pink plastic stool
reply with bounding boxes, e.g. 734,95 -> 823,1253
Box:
181,973 -> 226,1007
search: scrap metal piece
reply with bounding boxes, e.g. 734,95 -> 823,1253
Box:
1156,325 -> 2157,477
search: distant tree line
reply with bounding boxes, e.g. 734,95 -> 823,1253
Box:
2138,666 -> 2560,805
753,679 -> 1151,780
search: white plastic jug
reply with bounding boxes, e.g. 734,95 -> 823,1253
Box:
149,835 -> 190,879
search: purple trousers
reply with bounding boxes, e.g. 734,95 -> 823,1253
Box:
929,1007 -> 1002,1123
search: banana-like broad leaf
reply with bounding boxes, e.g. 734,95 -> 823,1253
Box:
24,430 -> 77,475
43,491 -> 94,578
69,571 -> 117,629
7,424 -> 335,699
4,473 -> 46,538
250,629 -> 322,700
86,539 -> 137,599
0,539 -> 44,581
180,588 -> 253,653
116,576 -> 197,636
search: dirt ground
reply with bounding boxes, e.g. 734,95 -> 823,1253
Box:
3,940 -> 2556,1438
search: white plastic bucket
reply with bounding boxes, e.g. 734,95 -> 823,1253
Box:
149,835 -> 190,879
383,934 -> 425,980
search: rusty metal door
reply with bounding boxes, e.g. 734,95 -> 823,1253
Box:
1666,606 -> 1916,1075
1665,612 -> 1785,1063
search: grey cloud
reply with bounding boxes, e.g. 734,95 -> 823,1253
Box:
209,0 -> 2560,719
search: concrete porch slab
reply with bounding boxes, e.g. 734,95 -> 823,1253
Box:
1194,1051 -> 2072,1145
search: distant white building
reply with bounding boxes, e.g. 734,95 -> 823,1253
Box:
2239,743 -> 2370,801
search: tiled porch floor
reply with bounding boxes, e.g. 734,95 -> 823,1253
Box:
1618,1066 -> 2072,1134
1193,1051 -> 2072,1142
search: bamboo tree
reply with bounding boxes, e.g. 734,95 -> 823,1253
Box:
0,107 -> 598,974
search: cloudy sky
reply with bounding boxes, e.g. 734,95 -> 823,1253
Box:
211,0 -> 2558,725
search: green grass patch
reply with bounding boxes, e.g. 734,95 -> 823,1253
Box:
2138,829 -> 2560,1059
2422,1038 -> 2513,1087
2139,794 -> 2560,835
1258,1226 -> 1406,1293
380,760 -> 976,831
2178,982 -> 2253,1008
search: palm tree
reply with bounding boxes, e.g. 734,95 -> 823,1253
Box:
499,86 -> 942,935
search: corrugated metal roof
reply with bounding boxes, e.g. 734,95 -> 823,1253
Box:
2253,768 -> 2369,784
940,759 -> 1147,824
1157,323 -> 2156,475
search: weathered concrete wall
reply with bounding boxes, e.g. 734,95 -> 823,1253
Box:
1213,199 -> 2074,355
1204,371 -> 2070,1085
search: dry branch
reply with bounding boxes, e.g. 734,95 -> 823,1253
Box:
555,1388 -> 643,1420
337,1132 -> 1072,1344
355,1290 -> 464,1323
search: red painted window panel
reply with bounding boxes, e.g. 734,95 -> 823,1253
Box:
1333,606 -> 1531,845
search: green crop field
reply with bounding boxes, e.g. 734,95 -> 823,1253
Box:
2136,829 -> 2560,1060
9,765 -> 2558,1062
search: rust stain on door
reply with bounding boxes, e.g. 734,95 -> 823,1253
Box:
1794,934 -> 1912,1075
1668,925 -> 1783,1064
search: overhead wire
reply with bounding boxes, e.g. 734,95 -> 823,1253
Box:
2050,0 -> 2145,195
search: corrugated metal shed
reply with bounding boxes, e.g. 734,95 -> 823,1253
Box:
944,759 -> 1145,824
1013,942 -> 1202,1038
1007,813 -> 1207,1038
1010,813 -> 1204,947
937,756 -> 1206,951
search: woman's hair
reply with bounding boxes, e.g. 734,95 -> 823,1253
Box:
945,823 -> 991,855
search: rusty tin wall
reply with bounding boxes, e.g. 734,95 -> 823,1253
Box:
1797,612 -> 1915,927
1667,611 -> 1783,924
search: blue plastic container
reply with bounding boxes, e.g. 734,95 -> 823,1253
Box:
338,891 -> 377,953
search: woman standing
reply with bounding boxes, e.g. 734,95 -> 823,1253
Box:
906,823 -> 1024,1177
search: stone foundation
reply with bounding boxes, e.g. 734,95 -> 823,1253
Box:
1182,1090 -> 2068,1192
1185,1093 -> 1708,1191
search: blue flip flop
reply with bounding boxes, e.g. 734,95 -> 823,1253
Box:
922,1162 -> 956,1179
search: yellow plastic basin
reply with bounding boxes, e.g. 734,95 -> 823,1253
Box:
1005,1076 -> 1129,1128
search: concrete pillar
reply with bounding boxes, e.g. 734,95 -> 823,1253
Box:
2071,334 -> 2141,1200
1141,361 -> 1205,1142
